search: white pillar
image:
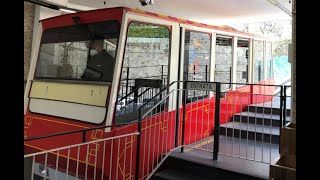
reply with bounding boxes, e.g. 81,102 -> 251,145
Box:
24,2 -> 36,83
231,36 -> 237,90
291,0 -> 296,124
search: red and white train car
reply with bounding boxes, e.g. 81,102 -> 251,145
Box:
24,7 -> 274,180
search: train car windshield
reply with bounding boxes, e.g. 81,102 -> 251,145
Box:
35,20 -> 120,82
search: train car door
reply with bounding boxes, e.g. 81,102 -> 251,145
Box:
178,24 -> 215,101
108,11 -> 180,126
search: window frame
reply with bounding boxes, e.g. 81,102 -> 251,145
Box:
33,20 -> 121,84
113,20 -> 172,124
214,35 -> 234,91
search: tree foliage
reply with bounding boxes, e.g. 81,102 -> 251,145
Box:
258,22 -> 283,38
273,39 -> 291,56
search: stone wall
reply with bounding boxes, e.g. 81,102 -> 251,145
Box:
121,38 -> 170,80
236,47 -> 249,84
121,37 -> 250,85
184,31 -> 210,81
24,2 -> 35,82
215,45 -> 232,81
253,41 -> 264,82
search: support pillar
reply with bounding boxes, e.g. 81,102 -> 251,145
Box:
24,2 -> 36,88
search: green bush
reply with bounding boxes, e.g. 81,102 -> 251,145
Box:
128,27 -> 169,38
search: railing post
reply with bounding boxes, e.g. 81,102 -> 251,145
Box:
82,130 -> 86,143
246,65 -> 249,83
250,85 -> 254,104
161,65 -> 164,87
229,67 -> 232,85
205,65 -> 208,96
205,65 -> 208,82
24,157 -> 33,180
279,86 -> 284,154
135,110 -> 142,180
258,65 -> 261,81
126,67 -> 130,103
283,86 -> 287,126
193,65 -> 196,97
134,86 -> 138,103
175,83 -> 180,147
213,82 -> 221,160
180,82 -> 187,152
279,86 -> 284,127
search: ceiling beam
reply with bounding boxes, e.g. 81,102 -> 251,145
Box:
267,0 -> 292,17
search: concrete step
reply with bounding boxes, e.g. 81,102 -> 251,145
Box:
232,112 -> 290,127
220,122 -> 280,144
247,105 -> 291,116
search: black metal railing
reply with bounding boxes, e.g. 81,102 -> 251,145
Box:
119,65 -> 168,100
24,80 -> 291,179
135,81 -> 179,179
217,82 -> 290,164
187,65 -> 209,82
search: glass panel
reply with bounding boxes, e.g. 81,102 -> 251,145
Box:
215,36 -> 232,91
236,39 -> 249,85
266,41 -> 273,79
183,30 -> 211,100
35,20 -> 120,82
254,40 -> 264,83
115,22 -> 170,124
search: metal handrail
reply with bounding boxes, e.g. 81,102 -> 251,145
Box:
120,75 -> 168,81
24,132 -> 139,158
138,81 -> 179,111
122,65 -> 168,68
220,82 -> 284,87
24,120 -> 138,142
118,79 -> 160,102
135,81 -> 179,180
141,89 -> 175,118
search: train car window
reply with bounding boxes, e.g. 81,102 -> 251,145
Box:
183,30 -> 211,100
254,40 -> 264,83
215,36 -> 232,91
114,22 -> 170,124
236,39 -> 249,86
266,42 -> 273,79
35,20 -> 120,82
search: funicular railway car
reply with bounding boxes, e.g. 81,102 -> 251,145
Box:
24,6 -> 274,180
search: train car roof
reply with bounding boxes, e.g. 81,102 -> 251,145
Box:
40,6 -> 267,40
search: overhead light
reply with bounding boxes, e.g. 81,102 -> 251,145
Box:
59,8 -> 76,13
267,0 -> 277,5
